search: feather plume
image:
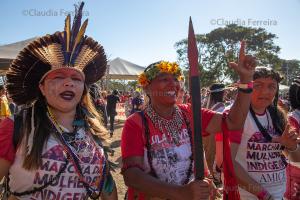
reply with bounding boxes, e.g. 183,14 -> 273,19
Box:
70,19 -> 88,64
74,44 -> 98,70
70,2 -> 84,51
65,14 -> 71,52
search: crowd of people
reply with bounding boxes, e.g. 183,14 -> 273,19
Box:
0,2 -> 300,200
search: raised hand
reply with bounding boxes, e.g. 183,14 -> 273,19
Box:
229,41 -> 256,83
272,124 -> 300,150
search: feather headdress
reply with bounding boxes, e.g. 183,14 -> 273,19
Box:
6,2 -> 107,105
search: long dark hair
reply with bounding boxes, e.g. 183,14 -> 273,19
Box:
253,66 -> 286,135
19,86 -> 107,170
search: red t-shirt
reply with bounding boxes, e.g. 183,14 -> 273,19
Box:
0,117 -> 16,163
121,104 -> 215,200
284,111 -> 300,200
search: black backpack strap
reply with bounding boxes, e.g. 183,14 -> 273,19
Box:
249,106 -> 273,142
138,111 -> 158,177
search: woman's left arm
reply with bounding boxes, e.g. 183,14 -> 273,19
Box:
206,41 -> 256,134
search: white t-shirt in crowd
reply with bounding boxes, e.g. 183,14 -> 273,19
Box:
235,111 -> 286,200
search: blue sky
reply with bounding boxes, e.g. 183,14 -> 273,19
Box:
0,0 -> 299,66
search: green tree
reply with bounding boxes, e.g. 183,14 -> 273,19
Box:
127,80 -> 138,90
107,80 -> 126,91
107,80 -> 139,92
175,24 -> 281,86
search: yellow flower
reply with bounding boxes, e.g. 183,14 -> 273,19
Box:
169,64 -> 178,74
138,73 -> 149,86
156,61 -> 169,73
139,61 -> 183,87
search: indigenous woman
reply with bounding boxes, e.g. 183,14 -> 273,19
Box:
0,3 -> 117,200
230,67 -> 300,200
284,76 -> 300,200
121,42 -> 256,200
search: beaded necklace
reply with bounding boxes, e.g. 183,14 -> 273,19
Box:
145,104 -> 184,146
46,106 -> 107,199
141,105 -> 194,185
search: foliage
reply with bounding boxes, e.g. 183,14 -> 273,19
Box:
175,24 -> 281,86
106,80 -> 138,92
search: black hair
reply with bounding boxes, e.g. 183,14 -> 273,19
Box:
209,83 -> 225,105
289,77 -> 300,110
20,96 -> 52,170
112,89 -> 119,95
144,61 -> 161,72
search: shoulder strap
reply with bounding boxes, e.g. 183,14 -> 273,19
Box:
249,106 -> 272,142
138,111 -> 158,177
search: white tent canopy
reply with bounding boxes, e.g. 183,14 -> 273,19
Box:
0,37 -> 38,75
0,37 -> 38,59
0,38 -> 145,79
107,57 -> 145,80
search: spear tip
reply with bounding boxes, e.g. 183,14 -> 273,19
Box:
188,18 -> 199,76
189,17 -> 193,29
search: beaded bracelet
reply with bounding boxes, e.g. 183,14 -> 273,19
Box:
236,81 -> 254,93
237,81 -> 254,89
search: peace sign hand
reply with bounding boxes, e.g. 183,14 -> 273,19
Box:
229,41 -> 257,83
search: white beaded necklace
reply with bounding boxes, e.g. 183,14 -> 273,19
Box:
145,104 -> 184,145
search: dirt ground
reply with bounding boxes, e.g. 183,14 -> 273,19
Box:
106,120 -> 127,200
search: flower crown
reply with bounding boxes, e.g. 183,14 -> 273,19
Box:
138,61 -> 184,87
